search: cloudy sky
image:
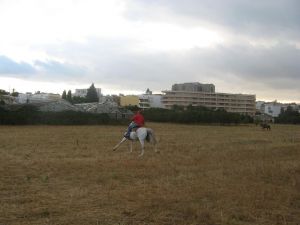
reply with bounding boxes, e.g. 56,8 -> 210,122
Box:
0,0 -> 299,102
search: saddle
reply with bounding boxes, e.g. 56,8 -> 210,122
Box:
132,126 -> 141,132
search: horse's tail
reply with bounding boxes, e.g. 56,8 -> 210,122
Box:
146,128 -> 157,145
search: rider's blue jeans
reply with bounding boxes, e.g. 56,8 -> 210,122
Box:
124,122 -> 139,138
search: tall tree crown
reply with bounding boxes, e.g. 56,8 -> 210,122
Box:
62,90 -> 67,99
86,83 -> 99,103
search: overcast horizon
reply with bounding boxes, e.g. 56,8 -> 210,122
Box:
0,0 -> 299,103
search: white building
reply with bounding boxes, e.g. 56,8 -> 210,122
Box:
17,93 -> 61,104
74,88 -> 102,98
264,102 -> 282,117
138,94 -> 164,109
258,101 -> 283,117
257,100 -> 300,117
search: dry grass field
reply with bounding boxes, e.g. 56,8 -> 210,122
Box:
0,123 -> 300,225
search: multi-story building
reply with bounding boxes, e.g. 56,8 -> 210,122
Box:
172,82 -> 215,93
162,82 -> 256,115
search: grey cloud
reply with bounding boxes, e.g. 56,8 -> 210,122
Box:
125,0 -> 300,39
0,55 -> 36,75
179,43 -> 300,90
119,44 -> 298,93
39,38 -> 300,94
0,55 -> 88,81
34,60 -> 87,78
204,44 -> 299,73
103,43 -> 300,92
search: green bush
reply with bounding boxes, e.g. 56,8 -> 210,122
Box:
276,106 -> 300,124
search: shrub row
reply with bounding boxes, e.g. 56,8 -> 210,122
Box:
0,105 -> 117,125
142,107 -> 253,124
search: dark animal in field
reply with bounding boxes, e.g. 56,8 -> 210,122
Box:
260,123 -> 271,130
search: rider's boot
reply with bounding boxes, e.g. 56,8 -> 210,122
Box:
124,132 -> 130,139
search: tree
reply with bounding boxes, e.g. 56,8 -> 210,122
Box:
72,96 -> 87,104
11,92 -> 19,97
171,104 -> 184,112
86,83 -> 99,103
67,90 -> 72,103
146,88 -> 152,95
0,89 -> 9,95
62,90 -> 67,99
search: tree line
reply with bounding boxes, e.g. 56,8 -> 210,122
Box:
1,104 -> 299,125
142,105 -> 300,124
141,105 -> 253,124
0,104 -> 253,125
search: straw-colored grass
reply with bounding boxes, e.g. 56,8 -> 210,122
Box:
0,123 -> 299,225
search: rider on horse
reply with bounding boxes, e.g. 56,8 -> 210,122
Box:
124,110 -> 145,139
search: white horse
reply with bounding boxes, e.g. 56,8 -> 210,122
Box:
113,127 -> 158,157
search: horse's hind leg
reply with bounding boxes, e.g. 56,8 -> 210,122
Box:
149,133 -> 158,153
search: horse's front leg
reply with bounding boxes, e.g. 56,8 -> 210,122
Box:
138,139 -> 145,157
113,137 -> 127,151
129,141 -> 133,153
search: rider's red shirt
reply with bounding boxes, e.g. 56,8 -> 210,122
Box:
132,113 -> 144,127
